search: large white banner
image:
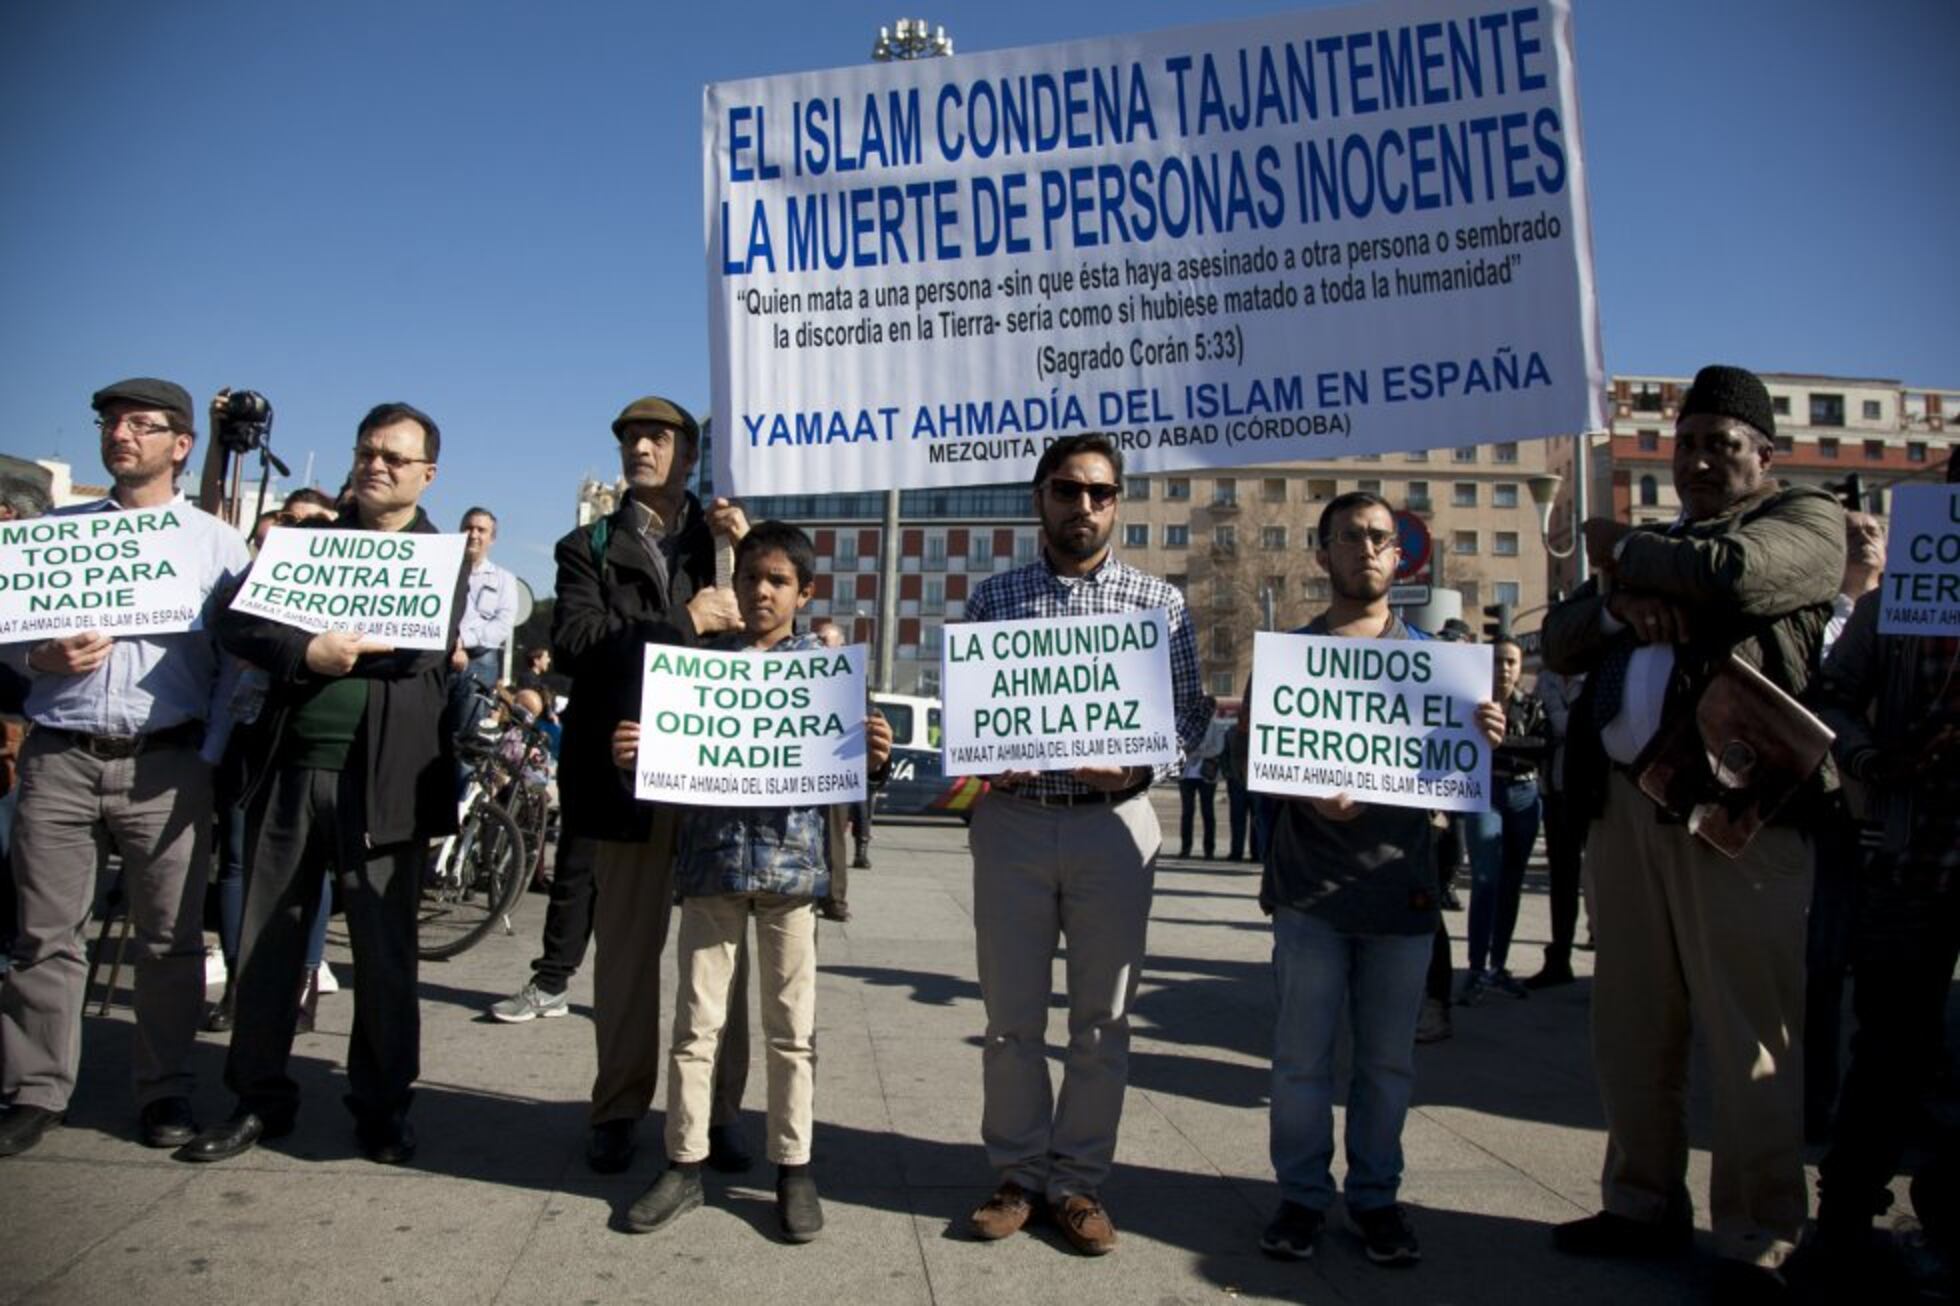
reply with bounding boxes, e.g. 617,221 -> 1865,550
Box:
0,506 -> 209,640
1247,630 -> 1493,813
1878,484 -> 1960,637
228,527 -> 466,651
706,0 -> 1603,495
635,643 -> 870,806
939,609 -> 1179,776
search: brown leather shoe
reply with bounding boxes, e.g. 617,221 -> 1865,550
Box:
969,1181 -> 1035,1240
1052,1194 -> 1118,1256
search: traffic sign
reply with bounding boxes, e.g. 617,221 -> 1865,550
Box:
1392,510 -> 1433,584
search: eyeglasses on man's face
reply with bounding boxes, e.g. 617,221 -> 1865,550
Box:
352,444 -> 432,471
1043,477 -> 1120,508
97,415 -> 178,439
1331,526 -> 1398,553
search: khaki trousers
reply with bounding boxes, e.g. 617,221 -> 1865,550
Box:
1589,771 -> 1812,1269
588,818 -> 749,1126
667,893 -> 818,1166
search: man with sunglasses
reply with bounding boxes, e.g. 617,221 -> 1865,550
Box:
177,402 -> 468,1166
963,433 -> 1212,1256
0,379 -> 250,1158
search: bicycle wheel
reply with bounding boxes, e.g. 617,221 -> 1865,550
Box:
418,800 -> 525,960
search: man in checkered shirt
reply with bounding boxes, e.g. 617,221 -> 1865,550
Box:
961,433 -> 1212,1256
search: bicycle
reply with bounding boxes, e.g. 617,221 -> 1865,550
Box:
418,689 -> 555,960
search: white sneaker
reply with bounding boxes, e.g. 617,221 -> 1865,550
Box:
314,962 -> 340,994
204,946 -> 228,989
489,983 -> 570,1023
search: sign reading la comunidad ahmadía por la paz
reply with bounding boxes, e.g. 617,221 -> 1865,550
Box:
1248,631 -> 1493,814
227,527 -> 467,651
939,609 -> 1178,776
706,0 -> 1605,495
0,506 -> 211,640
1879,484 -> 1960,638
635,643 -> 870,807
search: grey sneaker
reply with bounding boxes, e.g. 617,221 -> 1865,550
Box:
488,983 -> 569,1023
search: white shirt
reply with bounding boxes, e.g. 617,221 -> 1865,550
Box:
1596,602 -> 1674,767
456,558 -> 518,653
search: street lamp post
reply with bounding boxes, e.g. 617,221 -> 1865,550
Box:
868,19 -> 954,693
1527,431 -> 1595,589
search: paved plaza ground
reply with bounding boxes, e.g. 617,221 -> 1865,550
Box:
0,790 -> 1894,1305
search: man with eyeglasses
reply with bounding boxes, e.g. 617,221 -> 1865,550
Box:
963,433 -> 1211,1256
176,402 -> 468,1166
0,379 -> 250,1158
1542,365 -> 1843,1301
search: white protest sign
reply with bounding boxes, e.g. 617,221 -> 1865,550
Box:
706,0 -> 1604,495
1248,630 -> 1492,813
940,609 -> 1178,776
635,642 -> 869,806
228,527 -> 465,651
0,506 -> 209,640
1878,484 -> 1960,637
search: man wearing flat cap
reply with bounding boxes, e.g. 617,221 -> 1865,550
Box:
1542,365 -> 1843,1298
0,379 -> 250,1157
549,396 -> 755,1178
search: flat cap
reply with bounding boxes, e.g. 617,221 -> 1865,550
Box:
612,396 -> 700,445
91,377 -> 194,427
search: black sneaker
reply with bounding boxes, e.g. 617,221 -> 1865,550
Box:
1351,1203 -> 1421,1266
624,1166 -> 703,1234
1259,1201 -> 1323,1260
777,1166 -> 824,1243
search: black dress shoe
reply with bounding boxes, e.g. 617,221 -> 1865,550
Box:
139,1097 -> 199,1149
356,1116 -> 417,1166
1523,965 -> 1576,990
175,1110 -> 291,1164
0,1104 -> 64,1157
588,1119 -> 638,1174
706,1123 -> 754,1174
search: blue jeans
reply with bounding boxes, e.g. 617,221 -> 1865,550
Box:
1466,778 -> 1542,974
1269,906 -> 1431,1212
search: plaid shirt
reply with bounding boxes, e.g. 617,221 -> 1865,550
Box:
964,550 -> 1213,799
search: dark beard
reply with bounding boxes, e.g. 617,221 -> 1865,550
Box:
1329,569 -> 1389,602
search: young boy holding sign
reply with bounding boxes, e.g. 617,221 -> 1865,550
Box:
610,522 -> 891,1242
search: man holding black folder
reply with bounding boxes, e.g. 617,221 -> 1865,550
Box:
1542,365 -> 1843,1300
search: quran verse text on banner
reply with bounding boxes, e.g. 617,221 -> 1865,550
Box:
705,0 -> 1605,495
1247,630 -> 1493,813
635,643 -> 870,806
939,609 -> 1178,776
227,527 -> 466,651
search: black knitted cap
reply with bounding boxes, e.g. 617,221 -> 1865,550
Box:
1678,365 -> 1775,441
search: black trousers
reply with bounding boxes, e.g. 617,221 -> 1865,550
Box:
1540,792 -> 1586,968
227,766 -> 421,1122
1178,778 -> 1216,857
1427,818 -> 1464,1005
1804,809 -> 1861,1138
530,830 -> 596,996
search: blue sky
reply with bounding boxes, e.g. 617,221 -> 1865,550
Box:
2,0 -> 1954,593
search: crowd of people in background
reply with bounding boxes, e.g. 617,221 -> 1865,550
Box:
0,364 -> 1956,1303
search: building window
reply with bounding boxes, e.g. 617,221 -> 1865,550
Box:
1459,579 -> 1480,605
1307,478 -> 1337,500
834,533 -> 858,566
1631,383 -> 1663,413
1214,525 -> 1237,552
1909,441 -> 1928,463
1819,437 -> 1840,459
1261,525 -> 1287,551
1262,574 -> 1286,598
1262,477 -> 1287,503
1864,439 -> 1886,461
1014,533 -> 1038,566
1638,474 -> 1659,506
1637,429 -> 1660,452
1453,530 -> 1478,554
1408,480 -> 1431,510
1493,483 -> 1518,509
1494,581 -> 1521,607
1166,477 -> 1192,501
1405,449 -> 1430,462
1213,477 -> 1237,506
1495,442 -> 1519,464
1862,400 -> 1882,421
1209,671 -> 1238,698
1122,524 -> 1148,549
967,533 -> 993,569
1164,524 -> 1190,549
1212,627 -> 1235,659
1452,482 -> 1478,507
924,533 -> 947,569
1494,531 -> 1520,557
1358,478 -> 1382,495
833,574 -> 857,607
1452,446 -> 1480,463
1129,477 -> 1150,501
923,578 -> 945,615
920,624 -> 944,658
1811,393 -> 1846,427
1772,395 -> 1791,417
1773,435 -> 1794,454
1303,577 -> 1330,601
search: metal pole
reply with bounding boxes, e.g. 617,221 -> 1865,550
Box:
1572,430 -> 1590,586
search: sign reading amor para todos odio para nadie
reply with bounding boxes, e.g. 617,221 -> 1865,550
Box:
635,643 -> 869,807
939,609 -> 1178,776
1879,484 -> 1960,638
227,527 -> 467,651
706,0 -> 1605,496
0,506 -> 209,639
1248,631 -> 1493,814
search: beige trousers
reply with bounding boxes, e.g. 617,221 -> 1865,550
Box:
666,893 -> 818,1166
588,817 -> 749,1127
1588,770 -> 1812,1268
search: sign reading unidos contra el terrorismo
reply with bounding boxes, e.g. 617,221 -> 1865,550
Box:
0,507 -> 209,639
1879,484 -> 1960,638
706,0 -> 1604,496
1248,630 -> 1492,813
635,643 -> 869,807
940,609 -> 1177,776
227,527 -> 466,651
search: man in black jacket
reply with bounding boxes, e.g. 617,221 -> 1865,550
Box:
178,402 -> 467,1166
552,396 -> 752,1176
